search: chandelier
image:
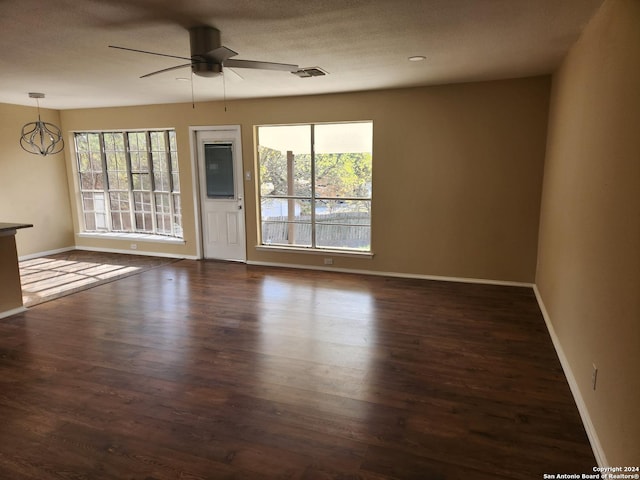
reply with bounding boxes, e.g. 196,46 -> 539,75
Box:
20,92 -> 64,156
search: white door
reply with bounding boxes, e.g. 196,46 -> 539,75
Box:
196,127 -> 246,261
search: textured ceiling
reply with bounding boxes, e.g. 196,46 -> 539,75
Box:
0,0 -> 603,110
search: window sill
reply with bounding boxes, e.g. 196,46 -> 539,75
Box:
255,245 -> 374,258
77,232 -> 185,245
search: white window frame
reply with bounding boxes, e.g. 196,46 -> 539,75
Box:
73,129 -> 183,239
256,121 -> 373,254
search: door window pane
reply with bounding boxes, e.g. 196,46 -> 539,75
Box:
205,143 -> 235,199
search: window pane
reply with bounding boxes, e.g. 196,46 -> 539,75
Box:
90,152 -> 102,172
105,133 -> 129,191
155,193 -> 170,212
168,130 -> 178,152
103,132 -> 125,152
314,123 -> 373,154
84,213 -> 96,231
82,193 -> 94,211
93,192 -> 107,231
316,224 -> 371,250
258,148 -> 312,197
314,123 -> 372,199
260,198 -> 312,222
133,192 -> 153,232
155,193 -> 171,234
80,172 -> 101,190
172,172 -> 180,192
132,173 -> 151,190
258,125 -> 311,198
130,151 -> 150,176
153,152 -> 170,192
150,131 -> 165,151
172,194 -> 182,237
262,222 -> 312,247
81,191 -> 107,232
109,192 -> 129,211
315,200 -> 371,225
128,132 -> 147,151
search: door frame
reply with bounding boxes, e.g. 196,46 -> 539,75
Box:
189,125 -> 246,261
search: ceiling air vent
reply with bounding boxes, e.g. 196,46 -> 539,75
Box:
292,67 -> 328,78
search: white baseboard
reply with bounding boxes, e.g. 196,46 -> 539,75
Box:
246,260 -> 533,288
18,246 -> 75,261
18,244 -> 196,261
0,306 -> 27,320
533,285 -> 608,467
73,246 -> 197,260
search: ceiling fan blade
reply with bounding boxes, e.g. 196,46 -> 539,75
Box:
223,59 -> 298,72
141,62 -> 195,78
109,45 -> 192,62
205,46 -> 238,63
224,67 -> 244,82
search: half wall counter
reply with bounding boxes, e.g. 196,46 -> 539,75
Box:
0,223 -> 32,318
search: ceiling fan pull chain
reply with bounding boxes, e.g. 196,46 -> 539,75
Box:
191,73 -> 195,109
223,69 -> 228,112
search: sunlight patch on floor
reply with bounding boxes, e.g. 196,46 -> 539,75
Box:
20,258 -> 141,306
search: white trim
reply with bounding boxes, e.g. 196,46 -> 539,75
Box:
18,246 -> 75,261
189,126 -> 204,259
75,245 -> 197,260
0,306 -> 27,320
246,260 -> 533,288
76,232 -> 185,245
191,125 -> 247,262
533,285 -> 608,468
189,125 -> 244,260
255,245 -> 374,258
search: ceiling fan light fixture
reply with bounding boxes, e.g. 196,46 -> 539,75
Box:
20,93 -> 64,156
192,62 -> 223,77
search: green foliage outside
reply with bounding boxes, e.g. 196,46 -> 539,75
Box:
258,145 -> 372,215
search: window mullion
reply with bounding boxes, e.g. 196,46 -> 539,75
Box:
147,131 -> 158,235
124,133 -> 136,233
99,133 -> 113,232
310,124 -> 316,249
165,130 -> 177,237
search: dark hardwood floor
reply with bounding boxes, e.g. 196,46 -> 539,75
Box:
0,259 -> 595,479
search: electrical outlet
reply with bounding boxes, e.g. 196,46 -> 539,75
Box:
592,364 -> 598,390
130,243 -> 137,250
323,258 -> 333,265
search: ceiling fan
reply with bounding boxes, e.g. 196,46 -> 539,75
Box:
109,26 -> 298,79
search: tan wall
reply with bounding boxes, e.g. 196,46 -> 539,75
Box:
0,103 -> 74,256
61,77 -> 549,283
537,0 -> 640,465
